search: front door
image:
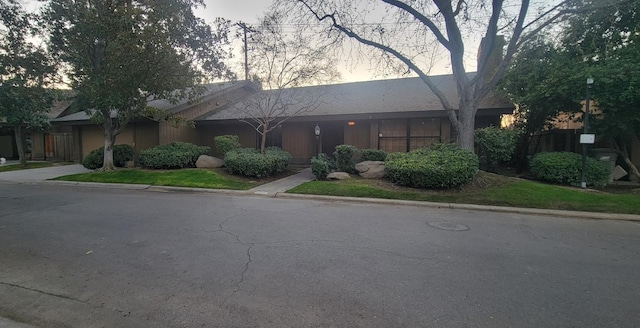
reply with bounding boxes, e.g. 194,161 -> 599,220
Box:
321,122 -> 344,155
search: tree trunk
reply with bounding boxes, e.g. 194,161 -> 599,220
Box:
260,122 -> 269,154
613,139 -> 640,183
14,125 -> 27,168
455,97 -> 476,151
101,124 -> 116,171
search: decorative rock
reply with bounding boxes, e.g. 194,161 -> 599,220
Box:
327,172 -> 351,180
196,155 -> 224,168
355,161 -> 386,179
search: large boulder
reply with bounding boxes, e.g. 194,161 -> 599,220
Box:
355,161 -> 386,179
327,172 -> 351,180
195,155 -> 224,168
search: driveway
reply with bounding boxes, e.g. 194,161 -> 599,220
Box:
1,183 -> 639,327
0,164 -> 89,183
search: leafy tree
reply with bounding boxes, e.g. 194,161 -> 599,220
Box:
0,0 -> 56,167
44,0 -> 232,170
498,36 -> 582,170
236,10 -> 339,154
276,0 -> 590,151
561,0 -> 640,181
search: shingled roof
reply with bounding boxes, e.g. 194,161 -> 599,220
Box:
200,74 -> 513,121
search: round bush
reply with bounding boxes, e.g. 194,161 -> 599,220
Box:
138,142 -> 210,169
214,135 -> 241,156
310,153 -> 335,180
82,144 -> 135,169
529,152 -> 609,188
360,149 -> 387,162
474,126 -> 518,169
225,147 -> 292,178
385,144 -> 479,189
333,144 -> 358,173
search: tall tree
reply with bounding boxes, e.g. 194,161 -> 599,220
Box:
499,35 -> 582,171
562,0 -> 640,181
236,10 -> 339,154
0,0 -> 56,167
45,0 -> 232,170
277,0 -> 592,150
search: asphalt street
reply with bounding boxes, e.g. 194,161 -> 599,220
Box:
1,183 -> 639,327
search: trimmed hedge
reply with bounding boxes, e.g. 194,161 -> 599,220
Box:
311,153 -> 336,180
225,147 -> 292,178
360,149 -> 387,162
138,142 -> 210,169
529,152 -> 609,188
82,144 -> 135,169
385,144 -> 479,189
474,126 -> 518,170
214,135 -> 241,156
333,144 -> 358,173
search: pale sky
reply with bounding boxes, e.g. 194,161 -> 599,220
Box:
196,0 -> 424,83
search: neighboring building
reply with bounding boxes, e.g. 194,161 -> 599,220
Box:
51,75 -> 514,164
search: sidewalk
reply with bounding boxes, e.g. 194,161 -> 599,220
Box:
247,168 -> 315,196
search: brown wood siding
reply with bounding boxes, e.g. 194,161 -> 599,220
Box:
409,118 -> 441,150
370,121 -> 379,150
80,125 -> 136,158
379,119 -> 407,153
282,123 -> 314,163
198,123 -> 256,156
344,121 -> 370,149
159,122 -> 199,145
31,132 -> 45,160
133,122 -> 159,153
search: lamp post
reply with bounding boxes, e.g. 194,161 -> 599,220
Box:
314,124 -> 321,157
580,78 -> 595,188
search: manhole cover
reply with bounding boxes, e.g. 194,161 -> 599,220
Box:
427,222 -> 470,231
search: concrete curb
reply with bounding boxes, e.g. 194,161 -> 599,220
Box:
275,193 -> 640,222
4,180 -> 639,222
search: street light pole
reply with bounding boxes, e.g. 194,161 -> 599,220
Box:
581,78 -> 594,188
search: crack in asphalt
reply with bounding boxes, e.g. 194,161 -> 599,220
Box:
213,212 -> 255,305
0,281 -> 90,305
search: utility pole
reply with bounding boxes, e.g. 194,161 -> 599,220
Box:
236,22 -> 253,81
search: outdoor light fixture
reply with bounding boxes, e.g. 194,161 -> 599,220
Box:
347,121 -> 356,126
580,77 -> 595,188
314,124 -> 321,136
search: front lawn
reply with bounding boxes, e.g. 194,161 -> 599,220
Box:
287,172 -> 640,215
53,169 -> 256,190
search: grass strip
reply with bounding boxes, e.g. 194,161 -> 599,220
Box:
53,169 -> 255,190
287,179 -> 640,215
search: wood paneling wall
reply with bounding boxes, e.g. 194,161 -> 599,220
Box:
159,122 -> 199,145
282,123 -> 314,163
344,121 -> 370,149
198,123 -> 256,156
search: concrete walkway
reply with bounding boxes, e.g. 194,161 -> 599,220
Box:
247,168 -> 315,196
0,164 -> 90,183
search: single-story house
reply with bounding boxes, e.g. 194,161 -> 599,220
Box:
50,74 -> 514,164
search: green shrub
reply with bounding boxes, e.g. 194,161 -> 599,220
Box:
385,143 -> 479,189
360,149 -> 387,162
475,126 -> 519,170
333,144 -> 358,173
529,152 -> 609,188
214,135 -> 241,155
82,144 -> 135,169
225,147 -> 292,178
138,142 -> 210,169
310,153 -> 335,180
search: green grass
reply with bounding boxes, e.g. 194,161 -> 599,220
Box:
287,177 -> 640,215
53,169 -> 256,190
0,161 -> 64,172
